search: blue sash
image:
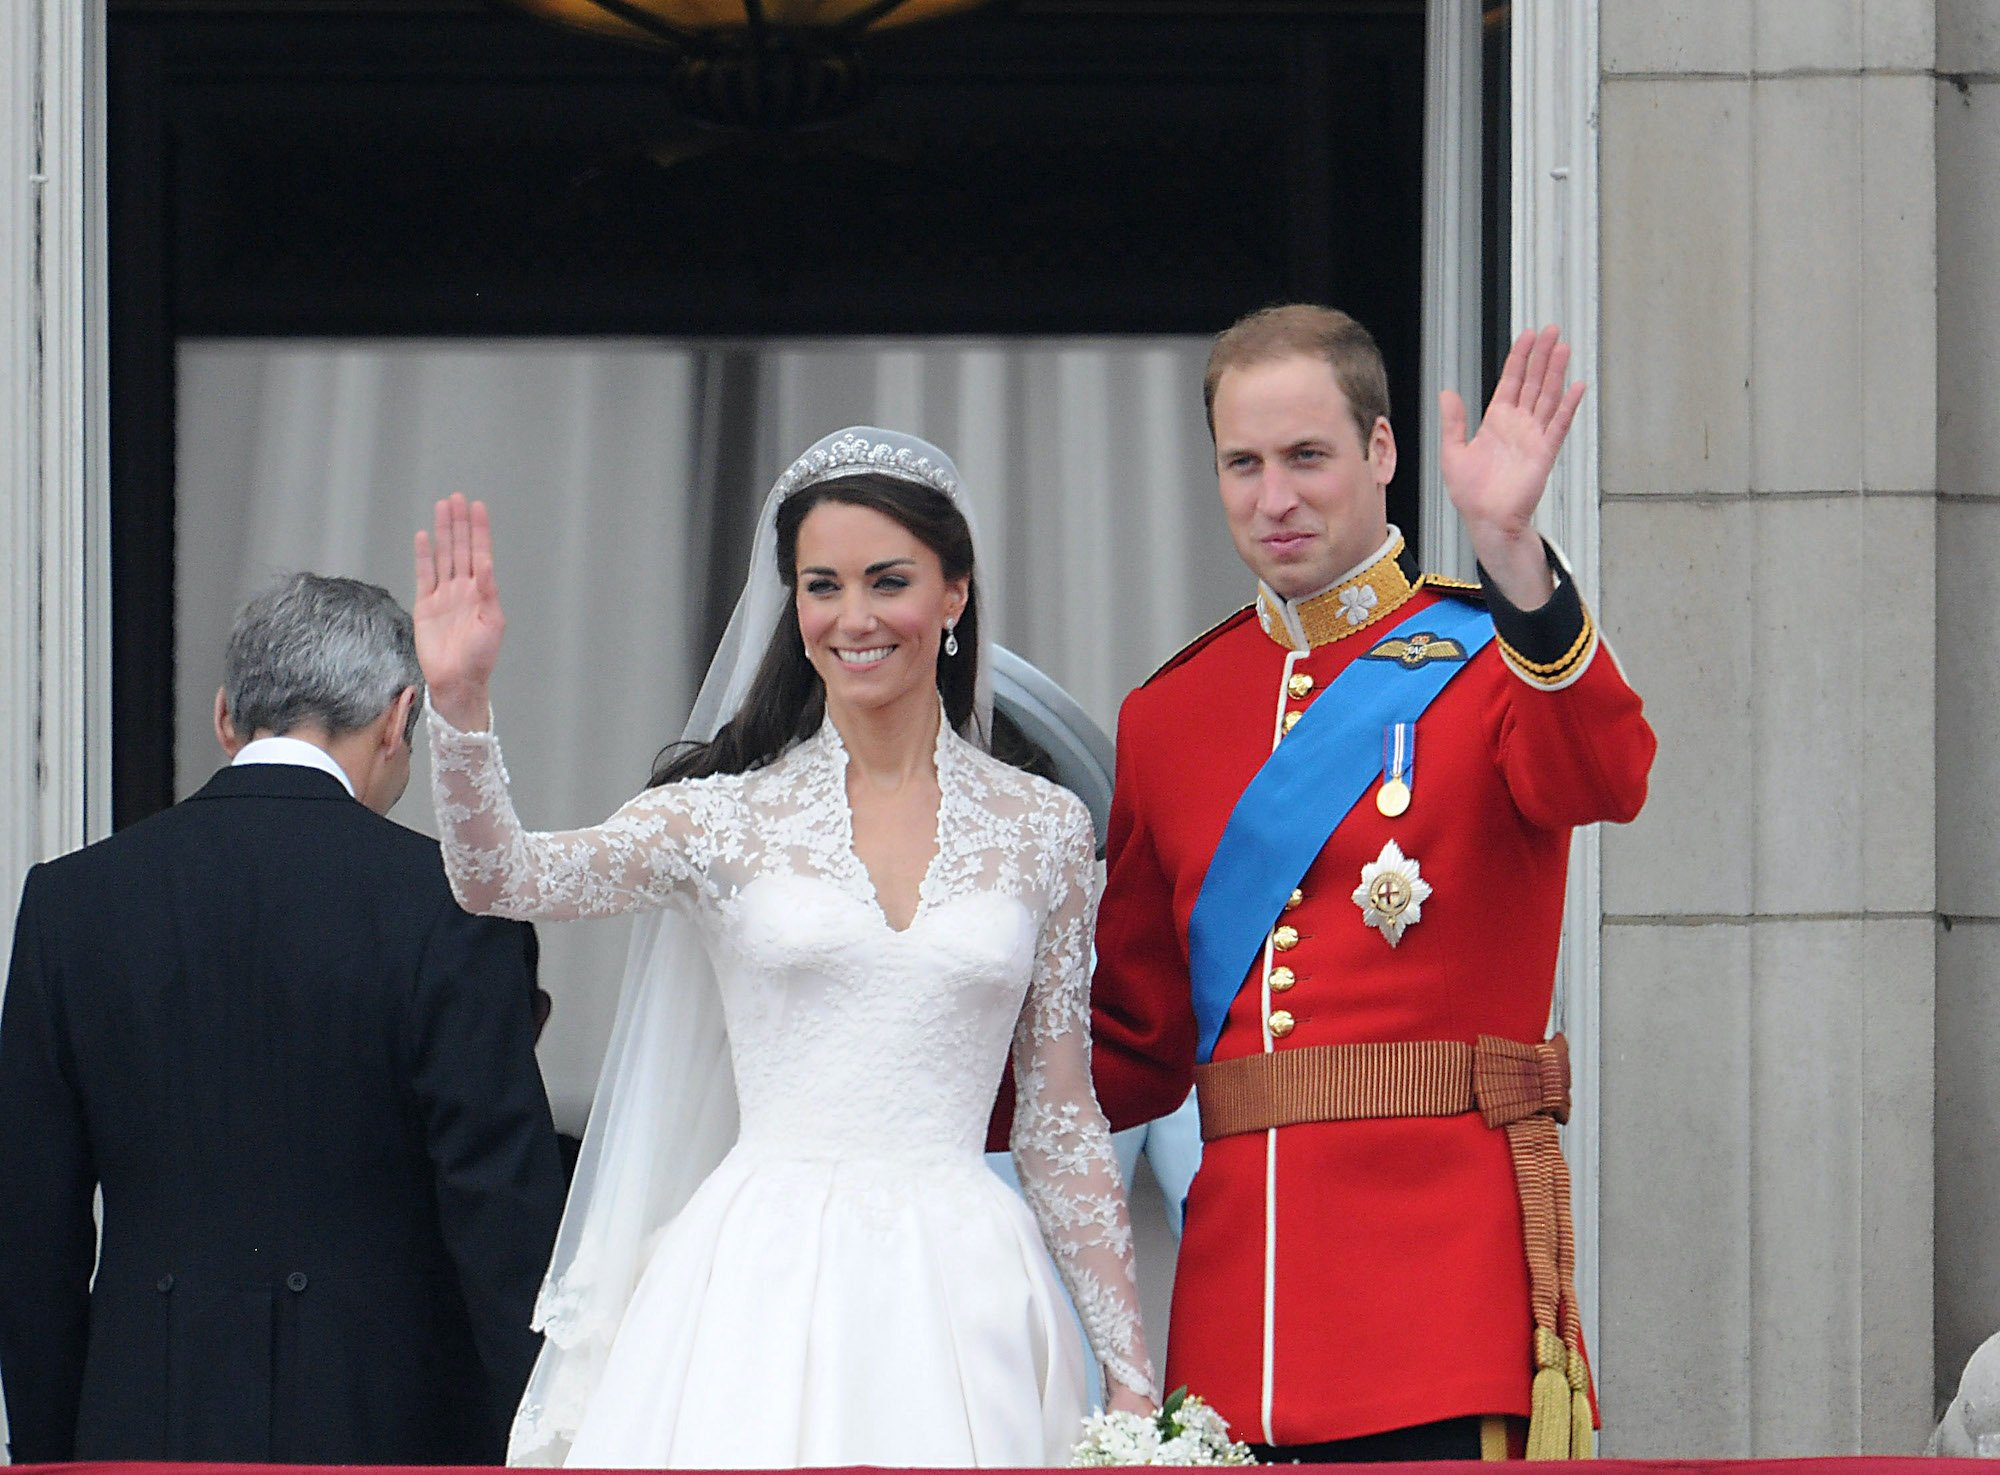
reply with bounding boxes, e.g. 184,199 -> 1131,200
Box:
1187,600 -> 1495,1063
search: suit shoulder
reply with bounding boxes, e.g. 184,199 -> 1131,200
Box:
28,800 -> 191,883
1415,572 -> 1486,606
363,814 -> 462,887
372,811 -> 448,858
1138,606 -> 1256,689
288,805 -> 461,907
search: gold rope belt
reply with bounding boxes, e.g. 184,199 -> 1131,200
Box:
1193,1035 -> 1594,1460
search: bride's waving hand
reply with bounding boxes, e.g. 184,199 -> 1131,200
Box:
414,492 -> 505,731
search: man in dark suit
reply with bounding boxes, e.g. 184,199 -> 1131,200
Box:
0,572 -> 566,1464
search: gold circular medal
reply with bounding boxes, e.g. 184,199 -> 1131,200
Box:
1367,870 -> 1414,919
1376,778 -> 1411,818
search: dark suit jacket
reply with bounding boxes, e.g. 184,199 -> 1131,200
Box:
0,763 -> 566,1464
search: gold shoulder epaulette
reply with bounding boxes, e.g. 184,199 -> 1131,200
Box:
1141,606 -> 1255,687
1416,572 -> 1485,603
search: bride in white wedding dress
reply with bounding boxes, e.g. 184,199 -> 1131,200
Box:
413,428 -> 1157,1468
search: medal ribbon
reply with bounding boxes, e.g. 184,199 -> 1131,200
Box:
1187,600 -> 1494,1064
1382,722 -> 1415,800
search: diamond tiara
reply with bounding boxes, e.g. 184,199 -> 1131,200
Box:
770,432 -> 962,503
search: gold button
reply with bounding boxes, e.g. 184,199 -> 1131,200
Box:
1282,710 -> 1303,733
1285,888 -> 1304,911
1269,966 -> 1296,993
1288,672 -> 1315,700
1268,1009 -> 1296,1038
1271,924 -> 1299,951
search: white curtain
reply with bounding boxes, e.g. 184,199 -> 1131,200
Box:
175,337 -> 1236,1130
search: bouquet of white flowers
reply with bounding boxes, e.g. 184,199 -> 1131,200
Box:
1070,1387 -> 1257,1466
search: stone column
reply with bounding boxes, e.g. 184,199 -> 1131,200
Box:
1,0 -> 108,1449
1934,0 -> 2000,1422
0,0 -> 111,917
1595,0 -> 1937,1455
1419,0 -> 1484,582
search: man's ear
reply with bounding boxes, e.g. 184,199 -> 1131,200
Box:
1367,415 -> 1398,489
381,686 -> 420,755
214,687 -> 243,757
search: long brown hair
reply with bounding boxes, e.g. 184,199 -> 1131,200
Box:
651,472 -> 980,785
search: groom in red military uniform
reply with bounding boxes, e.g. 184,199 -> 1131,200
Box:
1091,306 -> 1655,1461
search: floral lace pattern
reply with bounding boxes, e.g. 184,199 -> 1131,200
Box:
430,707 -> 1156,1402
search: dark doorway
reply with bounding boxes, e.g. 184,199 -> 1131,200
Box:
109,0 -> 1428,825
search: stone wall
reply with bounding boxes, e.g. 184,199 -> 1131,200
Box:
1594,0 -> 1938,1454
1934,0 -> 2000,1431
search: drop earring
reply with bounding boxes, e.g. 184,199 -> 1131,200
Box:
944,621 -> 959,658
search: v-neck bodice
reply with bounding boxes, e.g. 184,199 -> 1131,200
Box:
818,708 -> 952,935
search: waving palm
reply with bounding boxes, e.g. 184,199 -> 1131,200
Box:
1439,324 -> 1587,536
413,493 -> 505,729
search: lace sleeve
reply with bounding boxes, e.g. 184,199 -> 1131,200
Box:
1009,794 -> 1158,1403
428,704 -> 716,922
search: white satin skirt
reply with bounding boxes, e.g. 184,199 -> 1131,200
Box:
562,1142 -> 1088,1468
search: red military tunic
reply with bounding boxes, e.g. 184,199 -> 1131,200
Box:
1091,534 -> 1655,1447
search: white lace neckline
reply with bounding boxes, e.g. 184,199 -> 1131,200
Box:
806,704 -> 967,936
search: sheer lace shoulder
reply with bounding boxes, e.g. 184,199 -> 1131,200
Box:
1001,775 -> 1158,1401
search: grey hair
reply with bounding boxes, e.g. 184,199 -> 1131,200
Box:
223,573 -> 425,744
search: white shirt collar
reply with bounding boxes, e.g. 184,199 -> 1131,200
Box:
231,735 -> 357,799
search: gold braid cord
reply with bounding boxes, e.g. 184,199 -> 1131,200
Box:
1472,1037 -> 1593,1459
1195,1034 -> 1595,1458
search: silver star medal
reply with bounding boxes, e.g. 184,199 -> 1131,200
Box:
1352,839 -> 1432,947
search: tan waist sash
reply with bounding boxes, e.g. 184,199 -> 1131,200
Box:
1193,1035 -> 1594,1460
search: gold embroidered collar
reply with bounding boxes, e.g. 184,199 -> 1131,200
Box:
1255,531 -> 1417,652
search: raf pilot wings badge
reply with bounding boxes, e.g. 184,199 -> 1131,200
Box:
1360,630 -> 1472,669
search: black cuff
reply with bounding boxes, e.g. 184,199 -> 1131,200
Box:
1475,540 -> 1597,688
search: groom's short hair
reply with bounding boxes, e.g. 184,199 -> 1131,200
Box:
1203,303 -> 1391,448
